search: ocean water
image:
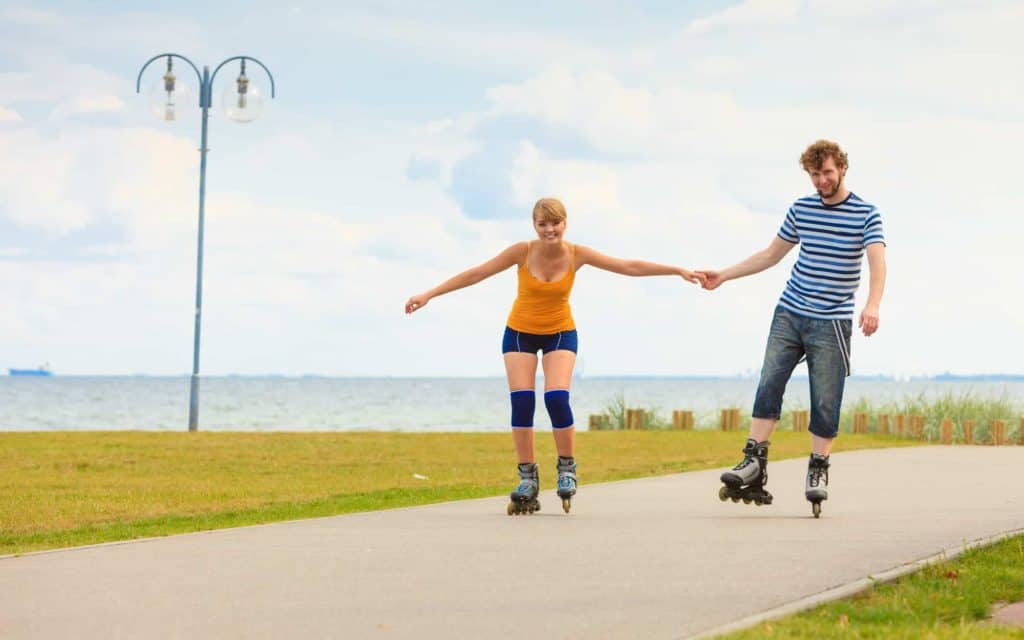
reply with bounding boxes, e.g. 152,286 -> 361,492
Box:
1,376 -> 1022,432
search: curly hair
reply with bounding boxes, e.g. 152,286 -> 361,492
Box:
532,197 -> 567,223
800,140 -> 848,172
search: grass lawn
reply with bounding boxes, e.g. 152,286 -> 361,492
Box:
724,533 -> 1024,639
0,429 -> 907,555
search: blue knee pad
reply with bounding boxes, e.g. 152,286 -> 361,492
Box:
544,389 -> 574,429
510,390 -> 535,428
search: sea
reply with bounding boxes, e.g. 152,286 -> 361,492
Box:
1,376 -> 1022,432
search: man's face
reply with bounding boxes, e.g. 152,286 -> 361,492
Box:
808,156 -> 845,199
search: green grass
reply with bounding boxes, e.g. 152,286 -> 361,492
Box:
0,430 -> 908,555
725,534 -> 1024,639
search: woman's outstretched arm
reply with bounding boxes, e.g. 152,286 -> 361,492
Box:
405,242 -> 527,314
575,245 -> 704,285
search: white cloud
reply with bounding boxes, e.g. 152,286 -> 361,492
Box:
0,106 -> 22,122
49,94 -> 126,120
683,0 -> 802,37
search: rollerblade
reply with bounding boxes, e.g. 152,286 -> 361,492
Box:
556,456 -> 577,514
718,439 -> 773,506
507,462 -> 540,515
805,454 -> 830,518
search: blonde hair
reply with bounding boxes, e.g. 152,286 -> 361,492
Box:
532,198 -> 567,223
800,139 -> 848,172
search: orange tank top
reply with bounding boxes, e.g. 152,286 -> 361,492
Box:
506,242 -> 577,334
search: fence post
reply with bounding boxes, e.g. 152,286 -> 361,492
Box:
910,415 -> 924,440
940,418 -> 953,444
878,414 -> 890,435
963,419 -> 975,444
991,419 -> 1006,446
853,412 -> 868,434
672,410 -> 694,430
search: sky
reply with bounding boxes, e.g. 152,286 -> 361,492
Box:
1,1 -> 1022,377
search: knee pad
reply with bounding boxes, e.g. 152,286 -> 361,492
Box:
544,389 -> 574,429
510,390 -> 535,428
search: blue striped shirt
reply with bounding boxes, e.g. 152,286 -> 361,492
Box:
776,192 -> 885,320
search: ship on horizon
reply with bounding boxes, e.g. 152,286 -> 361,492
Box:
9,363 -> 53,377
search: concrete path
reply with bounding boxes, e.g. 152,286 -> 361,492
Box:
2,446 -> 1023,639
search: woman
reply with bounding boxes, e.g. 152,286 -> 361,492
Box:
405,198 -> 703,515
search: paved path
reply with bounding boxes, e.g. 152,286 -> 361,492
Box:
2,446 -> 1023,639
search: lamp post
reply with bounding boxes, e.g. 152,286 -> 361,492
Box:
137,53 -> 276,431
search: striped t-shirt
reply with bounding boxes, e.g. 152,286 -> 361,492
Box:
777,192 -> 885,320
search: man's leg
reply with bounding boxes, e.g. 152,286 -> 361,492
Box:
803,316 -> 852,513
750,307 -> 805,440
721,307 -> 804,498
804,317 -> 851,447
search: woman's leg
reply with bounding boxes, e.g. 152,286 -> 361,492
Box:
504,352 -> 539,462
541,350 -> 576,457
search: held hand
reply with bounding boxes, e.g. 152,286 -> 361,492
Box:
405,293 -> 431,314
696,270 -> 725,291
859,305 -> 880,336
680,268 -> 705,286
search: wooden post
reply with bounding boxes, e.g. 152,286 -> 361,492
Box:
853,412 -> 868,434
589,414 -> 610,430
911,415 -> 924,440
791,409 -> 809,432
1019,417 -> 1024,445
962,419 -> 975,444
720,409 -> 741,432
940,418 -> 953,444
672,410 -> 694,430
894,414 -> 906,438
626,408 -> 644,431
991,419 -> 1006,446
878,414 -> 890,435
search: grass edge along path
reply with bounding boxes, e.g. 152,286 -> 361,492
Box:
0,430 -> 911,556
713,530 -> 1024,640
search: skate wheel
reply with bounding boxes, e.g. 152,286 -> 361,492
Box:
754,499 -> 763,506
507,502 -> 515,516
562,498 -> 571,514
718,486 -> 729,501
731,497 -> 740,503
812,502 -> 821,518
742,497 -> 752,505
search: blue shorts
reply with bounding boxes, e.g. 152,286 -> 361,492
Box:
502,327 -> 578,354
752,305 -> 852,439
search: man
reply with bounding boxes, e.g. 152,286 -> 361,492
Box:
699,139 -> 887,517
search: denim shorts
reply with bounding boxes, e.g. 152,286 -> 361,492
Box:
752,305 -> 852,438
502,327 -> 578,354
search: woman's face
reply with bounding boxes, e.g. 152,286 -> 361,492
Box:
533,216 -> 566,244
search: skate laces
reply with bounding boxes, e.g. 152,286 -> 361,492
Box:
808,459 -> 829,487
732,456 -> 756,472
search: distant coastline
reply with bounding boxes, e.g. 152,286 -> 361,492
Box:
6,373 -> 1024,381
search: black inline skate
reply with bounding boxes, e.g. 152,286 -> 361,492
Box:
805,453 -> 830,518
556,456 -> 577,514
718,439 -> 773,506
507,462 -> 540,515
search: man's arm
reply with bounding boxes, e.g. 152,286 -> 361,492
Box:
859,243 -> 886,336
699,236 -> 796,290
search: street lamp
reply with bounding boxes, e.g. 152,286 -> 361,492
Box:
136,53 -> 276,431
